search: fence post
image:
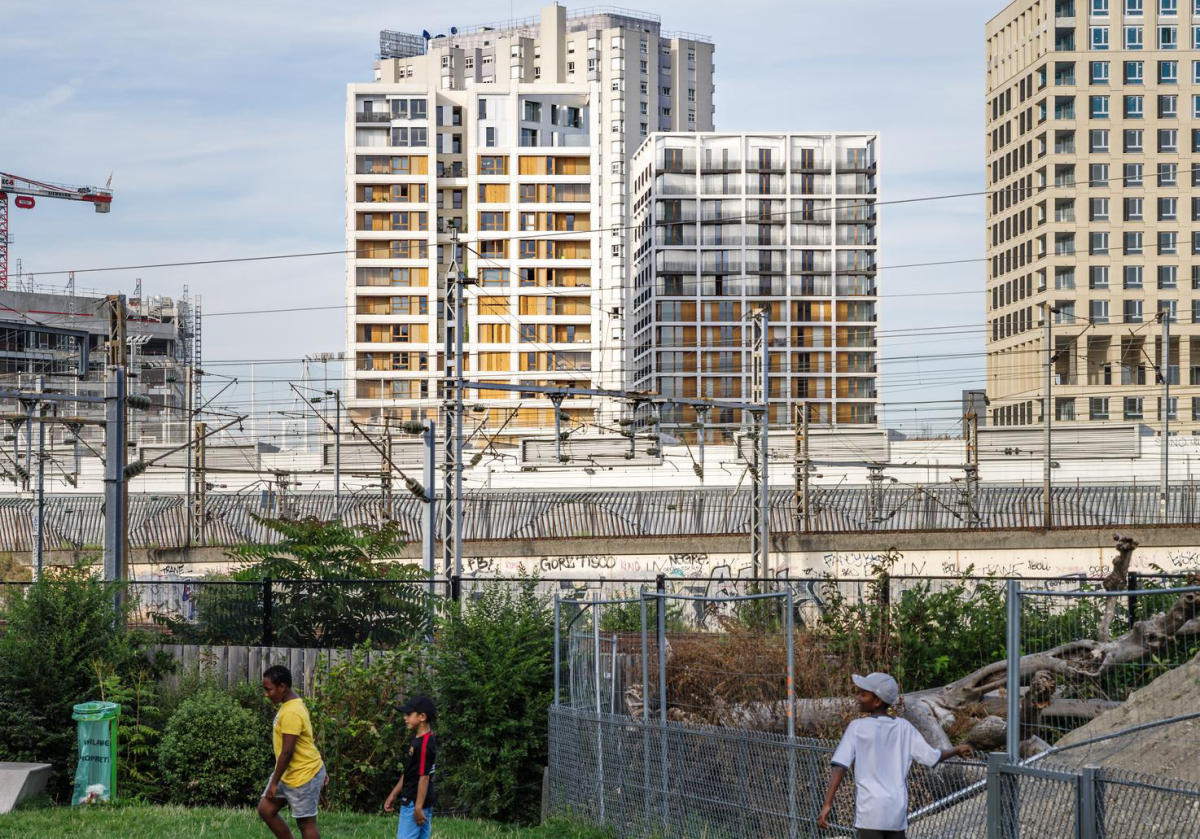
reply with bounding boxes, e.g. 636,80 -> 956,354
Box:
592,593 -> 606,825
262,577 -> 273,648
639,590 -> 649,723
656,581 -> 669,835
451,574 -> 461,602
785,588 -> 797,839
1005,578 -> 1021,760
1127,572 -> 1139,625
639,588 -> 651,838
553,594 -> 561,707
1079,765 -> 1103,839
986,751 -> 1016,839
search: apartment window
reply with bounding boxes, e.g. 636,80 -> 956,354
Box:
1125,162 -> 1144,186
1158,162 -> 1178,185
688,88 -> 696,102
1124,95 -> 1144,118
1089,61 -> 1109,83
518,239 -> 536,259
588,58 -> 597,72
1194,26 -> 1200,49
1159,265 -> 1179,288
1090,197 -> 1109,219
1092,0 -> 1111,11
1159,94 -> 1179,118
1089,163 -> 1109,186
1124,265 -> 1144,288
1124,300 -> 1144,322
1125,25 -> 1144,49
1090,300 -> 1110,323
1125,197 -> 1144,221
1193,197 -> 1200,220
1090,265 -> 1110,288
1124,128 -> 1143,151
1124,61 -> 1144,84
1055,399 -> 1076,421
1193,96 -> 1200,118
478,99 -> 488,120
523,100 -> 542,121
1126,0 -> 1143,13
1160,196 -> 1179,220
660,86 -> 671,96
1159,26 -> 1178,49
1162,0 -> 1178,13
1091,95 -> 1110,118
1090,397 -> 1110,420
485,126 -> 496,147
1159,129 -> 1179,152
567,61 -> 575,74
1090,231 -> 1110,254
1195,231 -> 1200,254
1090,129 -> 1109,151
1159,231 -> 1179,255
639,80 -> 648,94
1056,267 -> 1077,289
639,60 -> 648,73
1090,26 -> 1110,48
1124,231 -> 1144,254
1124,397 -> 1144,420
639,101 -> 648,115
1160,61 -> 1179,83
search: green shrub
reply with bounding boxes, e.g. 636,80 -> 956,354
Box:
428,579 -> 554,824
309,644 -> 424,812
94,665 -> 168,802
157,690 -> 273,806
596,588 -> 687,632
0,563 -> 158,801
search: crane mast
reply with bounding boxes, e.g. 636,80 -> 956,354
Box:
0,172 -> 113,290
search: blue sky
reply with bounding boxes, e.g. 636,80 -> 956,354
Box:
0,1 -> 996,435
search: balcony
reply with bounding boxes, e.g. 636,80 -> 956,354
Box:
700,157 -> 742,173
357,111 -> 391,123
791,156 -> 831,173
746,158 -> 786,174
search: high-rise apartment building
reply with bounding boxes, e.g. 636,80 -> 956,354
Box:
986,0 -> 1200,432
628,132 -> 880,438
346,5 -> 714,434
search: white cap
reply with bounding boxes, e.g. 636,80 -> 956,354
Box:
852,672 -> 899,705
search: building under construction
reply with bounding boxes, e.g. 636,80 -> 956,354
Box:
0,286 -> 195,449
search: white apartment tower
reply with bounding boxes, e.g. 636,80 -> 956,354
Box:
346,5 -> 715,434
629,133 -> 880,438
986,0 -> 1200,432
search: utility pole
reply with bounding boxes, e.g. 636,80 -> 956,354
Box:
442,227 -> 469,591
193,421 -> 207,543
380,422 -> 393,521
104,294 -> 129,586
1160,307 -> 1171,523
33,377 -> 46,581
748,307 -> 769,578
794,403 -> 811,533
1043,302 -> 1053,530
964,410 -> 980,526
422,420 -> 437,626
329,388 -> 342,521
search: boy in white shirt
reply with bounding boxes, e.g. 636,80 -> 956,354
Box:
817,673 -> 972,839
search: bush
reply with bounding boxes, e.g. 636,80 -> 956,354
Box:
309,644 -> 424,813
157,690 -> 273,807
0,563 -> 157,801
428,579 -> 553,824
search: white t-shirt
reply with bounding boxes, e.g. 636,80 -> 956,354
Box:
830,715 -> 942,831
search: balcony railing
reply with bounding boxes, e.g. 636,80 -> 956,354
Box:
357,111 -> 391,123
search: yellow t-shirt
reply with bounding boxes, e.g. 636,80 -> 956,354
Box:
273,698 -> 323,787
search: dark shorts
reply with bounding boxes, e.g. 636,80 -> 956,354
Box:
857,829 -> 905,839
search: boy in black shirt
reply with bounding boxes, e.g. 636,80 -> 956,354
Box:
385,695 -> 437,839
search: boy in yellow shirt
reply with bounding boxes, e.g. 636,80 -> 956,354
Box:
259,665 -> 326,839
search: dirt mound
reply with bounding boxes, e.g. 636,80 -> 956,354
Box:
1050,650 -> 1200,782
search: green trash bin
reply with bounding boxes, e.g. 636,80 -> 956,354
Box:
71,701 -> 120,805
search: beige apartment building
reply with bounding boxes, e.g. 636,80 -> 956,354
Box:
986,0 -> 1200,432
629,132 -> 880,439
345,5 -> 714,434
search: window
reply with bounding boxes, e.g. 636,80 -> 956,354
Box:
1090,128 -> 1109,150
639,60 -> 648,73
1090,26 -> 1110,48
639,80 -> 648,94
1159,128 -> 1179,151
1124,128 -> 1143,151
1194,231 -> 1200,254
1091,231 -> 1110,254
1090,95 -> 1110,117
1090,197 -> 1109,219
1124,397 -> 1144,420
480,268 -> 504,287
660,86 -> 671,96
1124,300 -> 1144,323
1125,231 -> 1144,254
1160,197 -> 1179,220
1159,26 -> 1178,49
1158,162 -> 1178,186
1056,399 -> 1076,421
1090,265 -> 1110,288
485,126 -> 496,147
1089,163 -> 1109,186
1161,0 -> 1178,13
1124,94 -> 1144,118
1124,61 -> 1143,84
523,100 -> 542,122
1159,94 -> 1178,118
1127,0 -> 1144,13
1159,265 -> 1179,288
1093,0 -> 1111,12
1090,397 -> 1110,420
478,99 -> 488,119
1126,196 -> 1144,220
1194,95 -> 1200,118
518,239 -> 536,259
1124,162 -> 1143,186
1125,26 -> 1143,49
1159,231 -> 1179,255
1124,265 -> 1144,288
1160,61 -> 1179,83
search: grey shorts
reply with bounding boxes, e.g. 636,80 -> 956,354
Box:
263,765 -> 325,819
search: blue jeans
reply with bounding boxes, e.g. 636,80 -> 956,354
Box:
397,804 -> 432,839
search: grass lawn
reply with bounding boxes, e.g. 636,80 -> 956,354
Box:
0,802 -> 608,839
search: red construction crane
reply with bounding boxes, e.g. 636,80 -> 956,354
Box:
0,172 -> 113,290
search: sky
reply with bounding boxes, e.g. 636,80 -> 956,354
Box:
0,0 -> 997,438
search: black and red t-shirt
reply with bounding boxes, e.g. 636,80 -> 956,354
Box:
399,731 -> 437,808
